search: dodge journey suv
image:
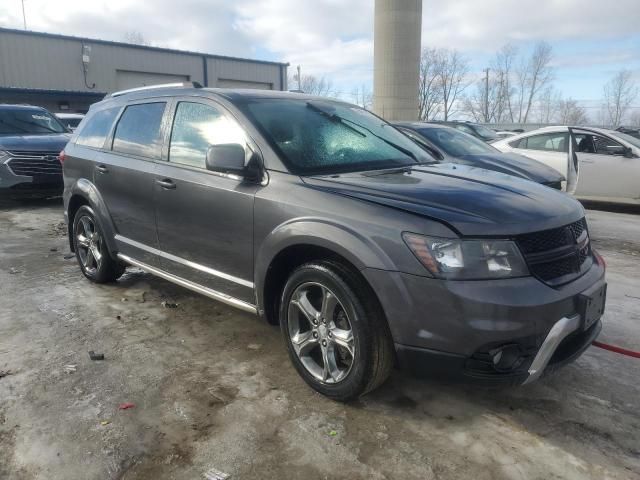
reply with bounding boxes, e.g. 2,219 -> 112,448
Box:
62,84 -> 606,401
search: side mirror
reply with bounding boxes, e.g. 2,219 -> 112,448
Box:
206,143 -> 246,175
624,146 -> 635,158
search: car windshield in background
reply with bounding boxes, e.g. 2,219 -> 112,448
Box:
418,127 -> 498,157
613,131 -> 640,150
472,123 -> 500,141
0,108 -> 68,135
241,98 -> 434,175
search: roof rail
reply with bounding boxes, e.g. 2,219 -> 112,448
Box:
108,81 -> 202,98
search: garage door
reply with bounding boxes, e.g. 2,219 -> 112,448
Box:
115,70 -> 190,90
217,79 -> 273,90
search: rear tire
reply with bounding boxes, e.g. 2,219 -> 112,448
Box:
72,205 -> 125,283
280,260 -> 394,401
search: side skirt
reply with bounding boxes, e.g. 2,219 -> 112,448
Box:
117,253 -> 257,314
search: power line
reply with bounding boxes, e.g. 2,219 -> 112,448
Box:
21,0 -> 27,30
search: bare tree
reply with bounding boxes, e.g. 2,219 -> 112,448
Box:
603,70 -> 638,127
418,48 -> 443,120
557,98 -> 589,125
514,41 -> 553,123
123,30 -> 151,46
288,73 -> 334,97
351,85 -> 372,109
537,86 -> 561,123
629,110 -> 640,128
435,49 -> 470,121
492,43 -> 518,122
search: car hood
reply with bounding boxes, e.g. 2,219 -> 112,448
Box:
455,152 -> 565,184
0,133 -> 71,152
303,164 -> 583,236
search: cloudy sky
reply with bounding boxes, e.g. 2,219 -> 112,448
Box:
2,0 -> 639,112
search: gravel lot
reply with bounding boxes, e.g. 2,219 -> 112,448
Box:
1,198 -> 638,480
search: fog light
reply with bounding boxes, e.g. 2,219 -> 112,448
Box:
490,344 -> 524,372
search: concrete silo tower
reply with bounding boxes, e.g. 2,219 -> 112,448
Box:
373,0 -> 422,121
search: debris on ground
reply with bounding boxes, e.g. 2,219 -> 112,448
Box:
0,370 -> 13,379
204,467 -> 230,480
63,365 -> 77,374
63,253 -> 75,259
247,343 -> 262,350
50,247 -> 58,252
9,267 -> 21,274
121,297 -> 128,303
100,420 -> 110,426
118,402 -> 135,410
328,430 -> 338,437
161,301 -> 179,308
88,351 -> 105,361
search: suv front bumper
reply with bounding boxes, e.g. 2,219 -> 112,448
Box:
362,260 -> 606,385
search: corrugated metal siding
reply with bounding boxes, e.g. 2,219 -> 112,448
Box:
0,30 -> 286,93
207,58 -> 283,90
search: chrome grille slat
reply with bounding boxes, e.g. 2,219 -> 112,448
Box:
5,150 -> 62,177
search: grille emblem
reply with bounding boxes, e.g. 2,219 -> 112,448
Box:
576,230 -> 589,250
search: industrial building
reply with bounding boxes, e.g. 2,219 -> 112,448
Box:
0,27 -> 288,113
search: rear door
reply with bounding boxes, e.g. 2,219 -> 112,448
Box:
572,129 -> 640,200
508,131 -> 577,191
95,100 -> 169,267
153,98 -> 258,303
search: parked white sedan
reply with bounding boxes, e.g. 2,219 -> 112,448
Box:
492,126 -> 640,205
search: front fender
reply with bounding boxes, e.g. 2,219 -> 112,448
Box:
254,217 -> 396,310
66,178 -> 118,256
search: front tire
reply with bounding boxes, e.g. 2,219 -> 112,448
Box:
280,261 -> 394,401
72,205 -> 124,283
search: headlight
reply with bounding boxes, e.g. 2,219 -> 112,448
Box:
402,233 -> 529,279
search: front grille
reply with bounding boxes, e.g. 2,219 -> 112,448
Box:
5,150 -> 62,177
516,218 -> 591,285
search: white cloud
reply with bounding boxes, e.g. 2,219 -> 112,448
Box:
1,0 -> 639,99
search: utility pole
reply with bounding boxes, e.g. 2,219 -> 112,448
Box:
21,0 -> 27,30
484,67 -> 490,123
297,65 -> 302,92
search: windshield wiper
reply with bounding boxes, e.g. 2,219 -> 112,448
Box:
306,102 -> 420,162
306,102 -> 366,138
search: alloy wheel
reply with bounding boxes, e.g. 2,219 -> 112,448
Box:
287,282 -> 356,384
75,215 -> 103,275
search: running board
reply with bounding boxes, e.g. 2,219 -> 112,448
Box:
117,253 -> 257,314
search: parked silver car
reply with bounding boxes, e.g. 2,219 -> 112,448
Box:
492,126 -> 640,204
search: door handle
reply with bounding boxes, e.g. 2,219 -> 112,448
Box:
156,179 -> 176,190
95,165 -> 108,174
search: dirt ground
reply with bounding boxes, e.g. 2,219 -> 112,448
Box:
0,198 -> 638,480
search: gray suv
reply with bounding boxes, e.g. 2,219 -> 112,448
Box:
62,84 -> 606,401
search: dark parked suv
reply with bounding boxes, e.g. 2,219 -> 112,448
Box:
0,104 -> 70,196
62,84 -> 606,401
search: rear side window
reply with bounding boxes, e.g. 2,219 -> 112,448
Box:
76,108 -> 119,148
514,133 -> 568,152
112,102 -> 166,159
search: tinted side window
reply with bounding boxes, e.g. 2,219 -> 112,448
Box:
112,103 -> 166,159
76,108 -> 119,148
522,133 -> 568,152
169,102 -> 247,169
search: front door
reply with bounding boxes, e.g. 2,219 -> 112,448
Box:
154,99 -> 258,304
572,129 -> 640,201
94,101 -> 168,267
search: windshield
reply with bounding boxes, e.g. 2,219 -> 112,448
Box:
239,98 -> 434,175
613,131 -> 640,150
0,108 -> 68,135
418,127 -> 498,157
471,123 -> 499,141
